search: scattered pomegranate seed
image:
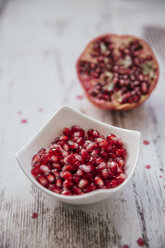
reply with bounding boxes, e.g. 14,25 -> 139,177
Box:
21,119 -> 28,123
76,94 -> 84,100
143,140 -> 150,145
137,237 -> 145,246
123,245 -> 129,248
159,175 -> 162,178
31,212 -> 38,219
18,111 -> 22,115
145,165 -> 151,169
38,108 -> 43,112
31,125 -> 127,195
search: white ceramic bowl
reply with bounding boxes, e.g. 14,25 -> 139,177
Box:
15,105 -> 141,205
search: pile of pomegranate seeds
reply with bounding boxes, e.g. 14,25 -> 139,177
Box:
31,125 -> 127,196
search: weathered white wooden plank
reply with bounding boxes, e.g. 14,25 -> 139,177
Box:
0,0 -> 165,247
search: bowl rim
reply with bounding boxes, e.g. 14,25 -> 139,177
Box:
15,105 -> 141,200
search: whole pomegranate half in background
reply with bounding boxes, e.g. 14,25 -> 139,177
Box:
76,34 -> 159,110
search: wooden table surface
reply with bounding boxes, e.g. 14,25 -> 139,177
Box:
0,0 -> 165,247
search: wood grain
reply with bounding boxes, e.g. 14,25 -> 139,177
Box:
0,0 -> 165,247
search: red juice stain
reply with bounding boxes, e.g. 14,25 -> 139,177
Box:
21,119 -> 28,124
146,165 -> 151,169
31,212 -> 38,219
38,108 -> 43,112
137,237 -> 145,246
18,111 -> 22,115
123,245 -> 130,248
143,140 -> 150,145
76,94 -> 84,100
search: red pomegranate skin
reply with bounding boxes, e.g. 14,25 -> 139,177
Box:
76,34 -> 159,110
31,125 -> 127,196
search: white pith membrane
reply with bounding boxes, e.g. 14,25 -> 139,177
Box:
77,35 -> 159,109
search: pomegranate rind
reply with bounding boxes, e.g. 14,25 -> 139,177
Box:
76,34 -> 159,110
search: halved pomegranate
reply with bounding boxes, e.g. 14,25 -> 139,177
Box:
76,34 -> 159,110
31,125 -> 127,196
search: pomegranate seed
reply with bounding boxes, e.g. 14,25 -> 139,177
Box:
61,189 -> 72,195
31,212 -> 38,219
74,175 -> 81,184
101,169 -> 109,179
143,140 -> 150,145
116,157 -> 125,168
86,142 -> 98,152
107,134 -> 117,144
37,176 -> 48,187
117,173 -> 126,183
65,154 -> 77,164
100,151 -> 109,160
73,129 -> 84,137
60,135 -> 69,141
87,129 -> 100,139
76,137 -> 85,146
141,82 -> 148,94
32,154 -> 40,166
107,179 -> 119,188
137,238 -> 145,247
99,139 -> 108,148
97,162 -> 106,170
63,143 -> 70,151
40,165 -> 50,174
81,149 -> 89,159
68,140 -> 79,150
79,164 -> 92,173
50,185 -> 60,194
52,147 -> 61,155
86,184 -> 96,192
71,125 -> 81,134
63,127 -> 70,137
96,157 -> 104,165
91,149 -> 100,156
55,178 -> 62,187
47,174 -> 55,183
61,150 -> 69,157
116,148 -> 126,156
107,161 -> 117,170
62,164 -> 75,172
75,154 -> 82,162
52,169 -> 60,178
76,169 -> 84,177
123,245 -> 129,248
51,155 -> 60,163
73,186 -> 82,195
63,180 -> 73,188
52,163 -> 61,170
63,171 -> 73,180
78,179 -> 88,189
94,176 -> 104,187
31,167 -> 41,177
